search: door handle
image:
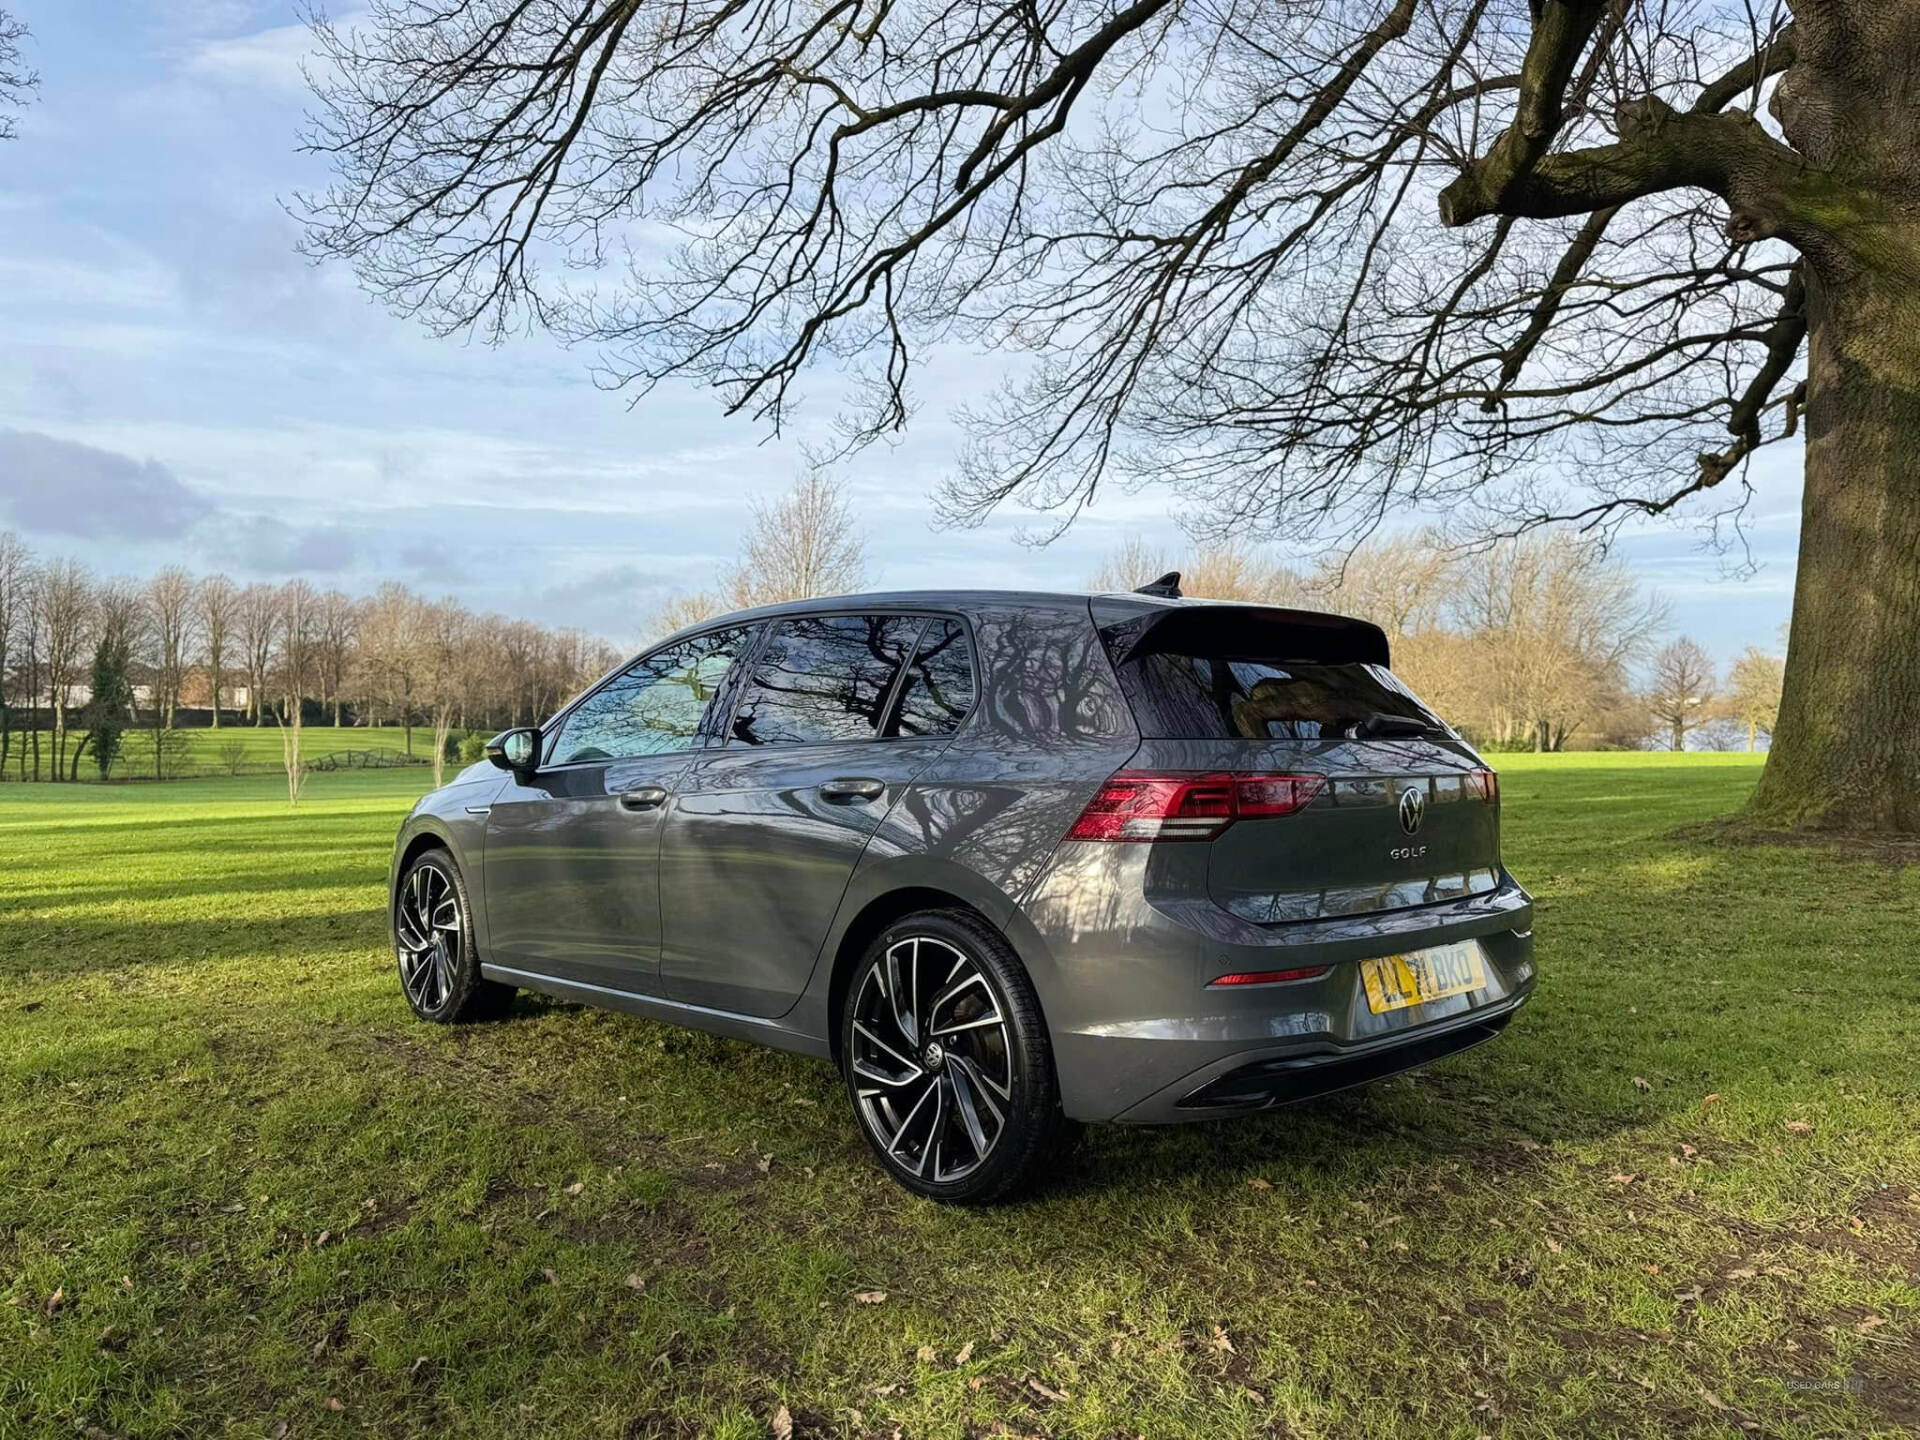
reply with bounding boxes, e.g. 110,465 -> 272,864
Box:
617,785 -> 669,811
819,776 -> 885,803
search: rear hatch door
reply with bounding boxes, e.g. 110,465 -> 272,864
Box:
1094,600 -> 1501,923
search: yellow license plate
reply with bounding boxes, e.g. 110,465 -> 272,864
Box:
1360,943 -> 1487,1015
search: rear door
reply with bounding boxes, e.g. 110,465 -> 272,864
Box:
482,624 -> 758,994
1098,605 -> 1501,925
658,613 -> 973,1016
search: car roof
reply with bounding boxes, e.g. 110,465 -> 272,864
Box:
696,587 -> 1295,626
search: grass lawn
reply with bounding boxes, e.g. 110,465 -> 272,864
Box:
0,754 -> 1914,1438
3,727 -> 430,783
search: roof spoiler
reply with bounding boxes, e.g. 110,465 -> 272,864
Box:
1092,598 -> 1390,669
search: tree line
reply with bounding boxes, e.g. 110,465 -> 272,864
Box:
0,532 -> 619,785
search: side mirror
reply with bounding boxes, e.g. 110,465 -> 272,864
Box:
485,727 -> 540,774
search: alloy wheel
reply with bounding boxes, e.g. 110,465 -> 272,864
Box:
848,934 -> 1015,1183
395,861 -> 461,1013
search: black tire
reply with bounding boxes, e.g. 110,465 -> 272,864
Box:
840,908 -> 1066,1204
393,848 -> 515,1024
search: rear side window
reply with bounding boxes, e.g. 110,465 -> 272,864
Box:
730,614 -> 920,746
553,625 -> 756,763
888,619 -> 976,738
1115,653 -> 1447,741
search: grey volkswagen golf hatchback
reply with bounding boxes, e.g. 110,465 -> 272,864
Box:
390,584 -> 1535,1201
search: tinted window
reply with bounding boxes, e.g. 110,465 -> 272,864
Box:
730,615 -> 919,746
553,627 -> 753,763
889,619 -> 975,737
1116,654 -> 1447,741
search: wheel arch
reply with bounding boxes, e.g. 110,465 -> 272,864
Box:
822,874 -> 1059,1069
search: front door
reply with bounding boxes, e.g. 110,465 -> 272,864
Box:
659,613 -> 975,1017
482,624 -> 759,995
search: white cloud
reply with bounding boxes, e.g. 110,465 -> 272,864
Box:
183,11 -> 360,96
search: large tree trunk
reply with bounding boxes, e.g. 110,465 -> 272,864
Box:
1751,269 -> 1920,833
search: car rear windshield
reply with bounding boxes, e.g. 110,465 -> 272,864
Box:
1098,609 -> 1447,741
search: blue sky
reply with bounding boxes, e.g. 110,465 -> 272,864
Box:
0,1 -> 1804,658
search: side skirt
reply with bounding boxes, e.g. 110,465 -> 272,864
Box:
481,963 -> 834,1061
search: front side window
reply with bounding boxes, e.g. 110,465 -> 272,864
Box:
730,614 -> 920,746
552,626 -> 754,764
889,618 -> 976,737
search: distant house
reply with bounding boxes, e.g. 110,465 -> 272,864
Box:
179,666 -> 250,712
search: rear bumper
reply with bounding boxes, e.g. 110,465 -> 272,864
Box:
1015,844 -> 1536,1122
1111,989 -> 1526,1123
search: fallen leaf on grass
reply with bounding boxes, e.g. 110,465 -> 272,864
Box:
1246,1178 -> 1271,1191
1210,1326 -> 1235,1354
1702,1093 -> 1723,1105
1699,1388 -> 1730,1412
1608,1173 -> 1637,1185
1785,1120 -> 1813,1135
1632,1076 -> 1651,1092
44,1289 -> 65,1317
565,1181 -> 585,1195
625,1273 -> 646,1290
756,1154 -> 773,1173
769,1404 -> 793,1440
953,1341 -> 975,1365
324,1397 -> 345,1412
1856,1315 -> 1887,1334
1026,1377 -> 1068,1403
1727,1268 -> 1755,1280
917,1344 -> 937,1364
542,1268 -> 558,1285
1544,1237 -> 1563,1255
854,1291 -> 887,1305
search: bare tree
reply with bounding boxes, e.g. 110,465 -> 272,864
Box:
643,590 -> 726,644
355,582 -> 423,751
314,589 -> 359,725
1725,646 -> 1786,751
1645,637 -> 1719,752
146,567 -> 197,727
1450,534 -> 1666,751
301,0 -> 1920,834
419,598 -> 473,788
723,471 -> 867,609
38,559 -> 94,781
236,584 -> 278,726
197,574 -> 240,729
0,531 -> 27,773
1307,536 -> 1455,643
0,9 -> 34,144
275,580 -> 320,727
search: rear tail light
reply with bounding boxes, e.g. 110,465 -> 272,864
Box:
1468,768 -> 1499,803
1066,771 -> 1326,842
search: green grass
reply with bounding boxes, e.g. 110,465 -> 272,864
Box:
1,756 -> 1915,1438
4,726 -> 430,782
